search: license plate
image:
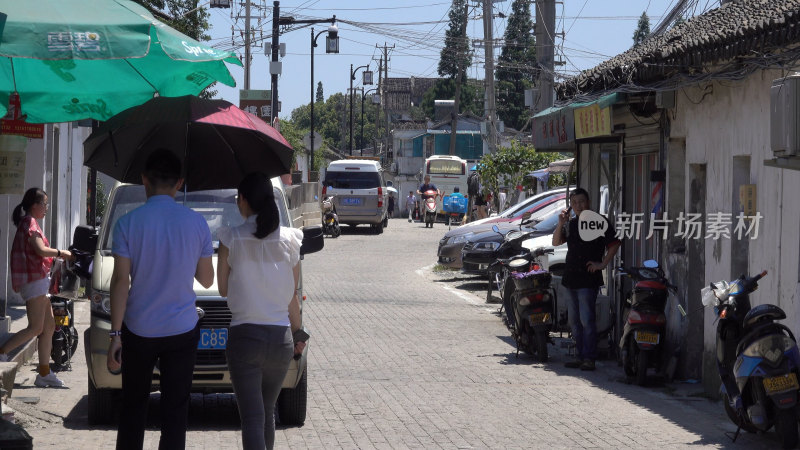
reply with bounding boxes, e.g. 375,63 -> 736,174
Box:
764,373 -> 799,394
342,197 -> 362,206
198,328 -> 228,350
530,312 -> 551,324
54,316 -> 69,326
634,331 -> 659,345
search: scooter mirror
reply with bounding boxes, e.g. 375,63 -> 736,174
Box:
643,259 -> 658,269
520,211 -> 533,221
492,225 -> 500,233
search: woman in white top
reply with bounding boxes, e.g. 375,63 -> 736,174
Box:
217,172 -> 305,450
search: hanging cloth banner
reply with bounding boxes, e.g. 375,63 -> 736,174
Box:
0,134 -> 28,194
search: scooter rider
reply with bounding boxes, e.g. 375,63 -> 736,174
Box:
553,188 -> 620,371
417,175 -> 440,200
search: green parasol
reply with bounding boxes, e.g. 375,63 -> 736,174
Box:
0,0 -> 242,123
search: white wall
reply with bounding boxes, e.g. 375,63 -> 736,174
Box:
1,124 -> 89,305
671,69 -> 800,365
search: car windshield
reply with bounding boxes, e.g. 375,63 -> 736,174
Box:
324,171 -> 381,189
101,185 -> 288,251
509,194 -> 564,219
500,191 -> 562,218
532,211 -> 561,233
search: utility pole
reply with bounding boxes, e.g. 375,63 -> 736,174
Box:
377,43 -> 394,161
244,0 -> 251,89
482,0 -> 497,154
375,55 -> 382,160
449,0 -> 469,156
534,0 -> 556,115
270,1 -> 280,124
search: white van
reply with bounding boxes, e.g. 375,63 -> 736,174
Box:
322,159 -> 388,233
423,155 -> 468,213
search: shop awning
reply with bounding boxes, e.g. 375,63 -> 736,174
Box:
532,92 -> 624,150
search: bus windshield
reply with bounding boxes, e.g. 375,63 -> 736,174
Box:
427,159 -> 464,175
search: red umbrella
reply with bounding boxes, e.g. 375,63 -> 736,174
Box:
83,95 -> 294,191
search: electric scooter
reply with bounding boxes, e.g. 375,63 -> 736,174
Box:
422,190 -> 438,228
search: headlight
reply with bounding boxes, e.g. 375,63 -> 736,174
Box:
90,291 -> 111,314
473,241 -> 500,251
742,334 -> 795,363
451,233 -> 473,244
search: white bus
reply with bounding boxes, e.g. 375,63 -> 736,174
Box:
422,155 -> 469,213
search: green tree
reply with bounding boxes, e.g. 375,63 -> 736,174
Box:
632,12 -> 650,46
476,141 -> 563,207
316,82 -> 324,103
438,0 -> 472,80
495,0 -> 536,131
421,79 -> 482,120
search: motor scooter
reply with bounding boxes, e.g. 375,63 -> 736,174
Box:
422,190 -> 438,228
321,196 -> 341,238
617,260 -> 677,386
504,247 -> 556,361
703,270 -> 800,448
48,250 -> 92,370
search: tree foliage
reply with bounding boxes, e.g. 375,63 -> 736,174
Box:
316,82 -> 324,103
476,141 -> 564,203
438,0 -> 471,80
495,0 -> 536,131
633,12 -> 650,46
421,79 -> 483,120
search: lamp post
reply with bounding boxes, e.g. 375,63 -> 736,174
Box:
361,87 -> 378,154
310,23 -> 338,176
349,63 -> 372,155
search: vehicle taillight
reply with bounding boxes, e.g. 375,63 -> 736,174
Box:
532,264 -> 541,271
378,187 -> 383,207
628,310 -> 642,322
322,185 -> 327,196
656,314 -> 666,324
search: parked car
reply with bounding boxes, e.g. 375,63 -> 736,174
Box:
437,187 -> 570,269
460,202 -> 565,275
83,179 -> 322,426
322,159 -> 389,234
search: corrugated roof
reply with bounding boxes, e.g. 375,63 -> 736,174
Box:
558,0 -> 800,98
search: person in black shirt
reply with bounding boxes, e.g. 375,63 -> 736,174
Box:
552,188 -> 620,371
417,175 -> 440,199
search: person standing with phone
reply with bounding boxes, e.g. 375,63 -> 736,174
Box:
552,188 -> 620,371
216,172 -> 305,450
107,149 -> 215,450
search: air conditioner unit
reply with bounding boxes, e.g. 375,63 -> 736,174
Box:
771,75 -> 800,157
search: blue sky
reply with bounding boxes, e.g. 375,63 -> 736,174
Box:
206,0 -> 720,117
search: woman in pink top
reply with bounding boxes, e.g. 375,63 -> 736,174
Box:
1,187 -> 72,387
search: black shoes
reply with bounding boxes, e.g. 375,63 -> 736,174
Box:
564,359 -> 582,369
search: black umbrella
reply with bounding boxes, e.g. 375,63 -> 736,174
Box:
83,95 -> 294,191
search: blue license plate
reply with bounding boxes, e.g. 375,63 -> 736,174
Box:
342,197 -> 362,206
198,328 -> 228,349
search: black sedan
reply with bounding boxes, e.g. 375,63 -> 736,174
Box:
460,210 -> 562,276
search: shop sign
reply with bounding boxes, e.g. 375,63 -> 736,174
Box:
533,107 -> 574,149
574,103 -> 611,139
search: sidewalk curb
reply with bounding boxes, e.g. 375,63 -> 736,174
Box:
0,338 -> 37,401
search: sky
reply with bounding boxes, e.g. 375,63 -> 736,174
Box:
205,0 -> 721,118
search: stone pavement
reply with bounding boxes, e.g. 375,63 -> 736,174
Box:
3,217 -> 783,448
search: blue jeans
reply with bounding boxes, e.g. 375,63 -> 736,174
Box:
564,287 -> 599,361
227,324 -> 294,450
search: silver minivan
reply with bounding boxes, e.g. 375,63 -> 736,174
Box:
322,159 -> 388,234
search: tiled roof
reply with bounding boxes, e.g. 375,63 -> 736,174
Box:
558,0 -> 800,98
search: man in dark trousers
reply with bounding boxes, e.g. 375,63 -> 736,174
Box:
552,188 -> 620,371
107,148 -> 215,449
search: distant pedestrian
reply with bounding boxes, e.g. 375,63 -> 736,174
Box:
387,193 -> 395,218
1,187 -> 72,388
406,191 -> 417,222
108,148 -> 215,449
217,173 -> 305,450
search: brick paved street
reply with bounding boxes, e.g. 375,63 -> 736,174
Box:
8,217 -> 782,448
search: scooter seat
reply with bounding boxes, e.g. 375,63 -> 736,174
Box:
743,304 -> 786,328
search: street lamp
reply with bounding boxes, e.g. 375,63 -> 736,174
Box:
361,87 -> 378,154
310,22 -> 338,176
349,63 -> 372,155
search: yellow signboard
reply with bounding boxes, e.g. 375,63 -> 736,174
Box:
574,103 -> 612,139
0,134 -> 27,195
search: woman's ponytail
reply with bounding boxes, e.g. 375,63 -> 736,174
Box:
12,187 -> 47,227
238,173 -> 279,239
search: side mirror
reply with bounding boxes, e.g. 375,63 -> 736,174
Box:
520,211 -> 533,221
491,225 -> 499,233
71,225 -> 98,253
300,226 -> 325,255
643,259 -> 658,269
